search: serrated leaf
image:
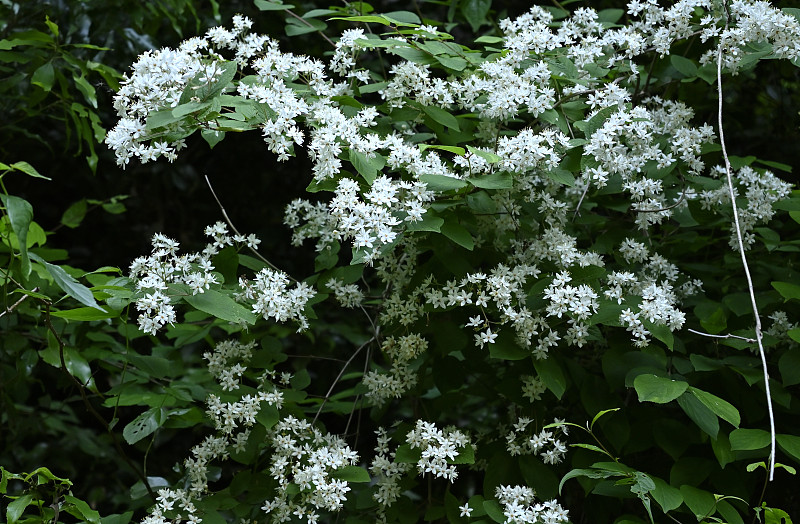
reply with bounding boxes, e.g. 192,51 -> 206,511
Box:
183,289 -> 257,324
633,374 -> 688,404
123,408 -> 165,444
30,253 -> 104,311
9,161 -> 49,179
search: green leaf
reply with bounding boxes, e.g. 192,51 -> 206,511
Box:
73,74 -> 97,108
183,289 -> 257,324
466,145 -> 501,164
61,199 -> 88,228
123,408 -> 165,444
201,129 -> 225,149
650,477 -> 682,512
64,495 -> 101,524
350,150 -> 384,184
330,465 -> 371,483
286,18 -> 326,36
777,434 -> 800,464
0,194 -> 33,277
590,408 -> 620,430
30,253 -> 104,311
533,356 -> 567,400
9,161 -> 49,179
677,391 -> 719,438
395,444 -> 422,463
50,306 -> 118,321
467,171 -> 513,189
254,0 -> 295,10
670,55 -> 698,77
405,213 -> 443,232
31,62 -> 55,91
679,485 -> 716,520
440,220 -> 474,250
687,387 -> 740,427
729,428 -> 770,450
483,500 -> 506,523
461,0 -> 491,32
422,105 -> 459,131
7,493 -> 33,523
419,174 -> 467,191
772,281 -> 800,301
779,349 -> 800,386
715,500 -> 745,524
633,374 -> 688,404
256,403 -> 279,430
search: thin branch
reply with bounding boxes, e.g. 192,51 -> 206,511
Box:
687,328 -> 756,344
204,174 -> 297,283
0,287 -> 38,318
312,336 -> 375,426
716,4 -> 776,481
285,9 -> 336,47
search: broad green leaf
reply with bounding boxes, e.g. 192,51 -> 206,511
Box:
0,194 -> 33,277
483,500 -> 506,523
533,356 -> 567,399
558,468 -> 620,493
183,289 -> 257,324
451,444 -> 475,464
777,434 -> 800,464
440,220 -> 474,250
715,500 -> 745,524
419,174 -> 467,191
123,408 -> 165,444
461,0 -> 491,32
677,391 -> 719,438
256,403 -> 279,430
729,428 -> 770,450
9,161 -> 49,179
650,477 -> 682,512
254,0 -> 295,10
772,281 -> 800,301
64,495 -> 101,524
679,485 -> 716,520
73,74 -> 97,108
405,213 -> 443,232
50,306 -> 118,321
285,18 -> 326,36
61,199 -> 88,228
467,171 -> 513,189
30,253 -> 104,311
7,493 -> 33,523
31,62 -> 55,91
466,145 -> 501,164
395,444 -> 422,463
350,150 -> 383,184
688,387 -> 740,427
201,129 -> 224,148
671,55 -> 698,77
779,349 -> 800,386
329,465 -> 371,483
420,144 -> 465,155
422,105 -> 459,131
633,374 -> 688,404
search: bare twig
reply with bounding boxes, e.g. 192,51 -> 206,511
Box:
312,336 -> 375,426
687,328 -> 756,344
0,287 -> 38,318
716,4 -> 776,481
204,175 -> 297,283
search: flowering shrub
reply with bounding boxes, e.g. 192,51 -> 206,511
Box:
3,1 -> 800,523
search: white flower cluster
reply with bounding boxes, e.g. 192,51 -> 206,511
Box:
521,375 -> 547,403
129,233 -> 217,335
238,268 -> 315,330
406,420 -> 471,482
699,165 -> 792,250
363,334 -> 427,404
495,484 -> 569,524
262,415 -> 359,524
129,224 -> 263,335
325,277 -> 364,308
505,417 -> 568,465
766,311 -> 799,343
142,488 -> 200,524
